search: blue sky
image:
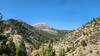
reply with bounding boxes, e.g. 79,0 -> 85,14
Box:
0,0 -> 100,30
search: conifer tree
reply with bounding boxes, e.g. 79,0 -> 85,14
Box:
16,40 -> 27,56
0,13 -> 3,20
59,48 -> 65,56
0,35 -> 16,56
44,40 -> 55,56
40,44 -> 45,56
7,39 -> 16,56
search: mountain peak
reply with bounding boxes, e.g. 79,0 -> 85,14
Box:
34,22 -> 50,29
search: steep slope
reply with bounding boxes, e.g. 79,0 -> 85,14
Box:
0,19 -> 69,55
34,22 -> 70,35
34,23 -> 70,40
0,35 -> 16,56
34,23 -> 58,36
53,18 -> 100,56
1,17 -> 99,56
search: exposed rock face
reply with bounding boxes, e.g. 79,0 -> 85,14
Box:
34,23 -> 58,34
34,23 -> 49,29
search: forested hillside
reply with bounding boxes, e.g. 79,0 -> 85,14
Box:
0,19 -> 69,56
0,17 -> 99,56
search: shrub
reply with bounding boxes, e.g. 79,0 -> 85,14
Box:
67,47 -> 76,53
80,52 -> 85,56
81,40 -> 87,47
90,50 -> 93,53
97,51 -> 100,55
67,47 -> 71,52
59,48 -> 65,56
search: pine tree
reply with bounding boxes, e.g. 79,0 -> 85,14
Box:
40,44 -> 45,56
59,48 -> 65,56
0,35 -> 16,56
44,49 -> 49,56
16,40 -> 27,56
0,13 -> 3,20
0,35 -> 7,56
44,40 -> 55,56
7,41 -> 16,56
